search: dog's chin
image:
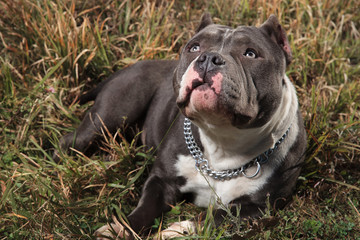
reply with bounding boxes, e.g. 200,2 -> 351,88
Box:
177,87 -> 258,128
179,100 -> 233,127
180,101 -> 258,130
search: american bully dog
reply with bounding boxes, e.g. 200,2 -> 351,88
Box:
55,13 -> 307,239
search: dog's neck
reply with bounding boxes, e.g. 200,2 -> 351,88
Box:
196,75 -> 299,171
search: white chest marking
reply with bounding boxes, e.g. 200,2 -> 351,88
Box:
175,154 -> 273,207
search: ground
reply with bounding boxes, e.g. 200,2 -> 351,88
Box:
0,0 -> 359,239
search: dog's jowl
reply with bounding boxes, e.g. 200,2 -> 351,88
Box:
55,14 -> 306,239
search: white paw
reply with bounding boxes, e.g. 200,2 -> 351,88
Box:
155,220 -> 195,239
95,220 -> 132,240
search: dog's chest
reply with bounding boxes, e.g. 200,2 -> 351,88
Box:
175,154 -> 272,207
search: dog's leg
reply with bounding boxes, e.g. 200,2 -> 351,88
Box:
54,61 -> 178,161
95,175 -> 181,239
127,176 -> 178,232
154,220 -> 196,239
53,108 -> 116,161
156,199 -> 267,239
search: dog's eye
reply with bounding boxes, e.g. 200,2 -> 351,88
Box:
189,44 -> 200,53
244,49 -> 257,58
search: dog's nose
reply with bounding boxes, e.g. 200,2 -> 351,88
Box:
196,52 -> 225,72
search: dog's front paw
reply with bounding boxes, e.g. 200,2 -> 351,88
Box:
95,221 -> 132,240
155,220 -> 195,239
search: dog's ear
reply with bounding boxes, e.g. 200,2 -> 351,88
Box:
260,15 -> 292,65
195,13 -> 213,33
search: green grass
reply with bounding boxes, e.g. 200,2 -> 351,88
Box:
1,0 -> 359,239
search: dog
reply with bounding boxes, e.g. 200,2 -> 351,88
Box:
55,13 -> 307,239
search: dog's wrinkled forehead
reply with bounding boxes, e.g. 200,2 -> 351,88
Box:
188,25 -> 231,46
182,14 -> 293,66
202,26 -> 234,51
189,24 -> 280,58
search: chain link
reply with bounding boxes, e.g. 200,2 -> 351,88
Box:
184,118 -> 291,181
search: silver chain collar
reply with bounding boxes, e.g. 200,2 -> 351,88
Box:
184,118 -> 291,181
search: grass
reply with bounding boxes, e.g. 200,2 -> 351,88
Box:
0,0 -> 359,239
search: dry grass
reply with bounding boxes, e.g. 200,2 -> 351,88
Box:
0,0 -> 359,239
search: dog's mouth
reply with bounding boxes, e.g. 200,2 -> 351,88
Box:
175,63 -> 225,120
176,79 -> 216,109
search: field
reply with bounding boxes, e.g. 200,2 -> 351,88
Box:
0,0 -> 359,239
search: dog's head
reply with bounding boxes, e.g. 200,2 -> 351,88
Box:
173,14 -> 292,129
